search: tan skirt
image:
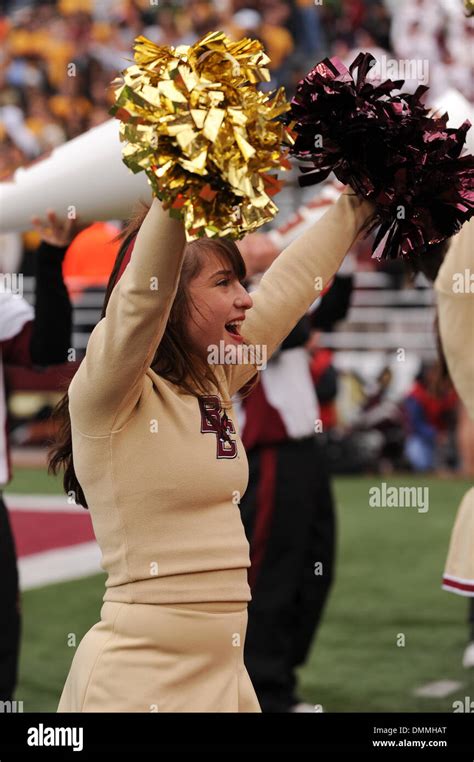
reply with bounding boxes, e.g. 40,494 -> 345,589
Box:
442,487 -> 474,597
57,600 -> 261,712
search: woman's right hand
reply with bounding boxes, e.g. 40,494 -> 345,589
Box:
31,209 -> 88,247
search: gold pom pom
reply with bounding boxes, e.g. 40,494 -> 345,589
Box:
109,31 -> 293,241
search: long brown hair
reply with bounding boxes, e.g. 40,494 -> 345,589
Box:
48,202 -> 259,508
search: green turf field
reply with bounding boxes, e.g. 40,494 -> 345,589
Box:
9,467 -> 474,712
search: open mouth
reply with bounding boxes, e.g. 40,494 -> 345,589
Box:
225,320 -> 244,342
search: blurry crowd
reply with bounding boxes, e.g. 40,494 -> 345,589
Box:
1,0 -> 472,247
0,0 -> 472,254
1,0 -> 473,476
316,357 -> 462,476
1,0 -> 471,180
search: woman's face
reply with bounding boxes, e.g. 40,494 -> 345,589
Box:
185,250 -> 253,362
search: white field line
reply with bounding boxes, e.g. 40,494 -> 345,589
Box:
18,542 -> 103,591
413,680 -> 463,698
5,493 -> 85,513
5,493 -> 99,588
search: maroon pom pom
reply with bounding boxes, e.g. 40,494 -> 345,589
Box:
287,52 -> 474,259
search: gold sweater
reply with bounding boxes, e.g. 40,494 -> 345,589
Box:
68,191 -> 372,604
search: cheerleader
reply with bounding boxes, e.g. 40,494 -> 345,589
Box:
50,188 -> 373,712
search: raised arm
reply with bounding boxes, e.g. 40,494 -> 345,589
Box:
226,189 -> 373,396
69,198 -> 186,434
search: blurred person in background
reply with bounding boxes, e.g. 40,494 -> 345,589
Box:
402,362 -> 457,473
236,193 -> 357,713
292,0 -> 326,58
60,219 -> 122,337
348,365 -> 406,473
231,6 -> 294,89
0,209 -> 76,701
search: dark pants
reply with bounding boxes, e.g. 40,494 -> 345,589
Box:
0,493 -> 20,701
240,437 -> 336,712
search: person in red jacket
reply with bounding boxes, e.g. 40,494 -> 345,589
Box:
403,363 -> 457,472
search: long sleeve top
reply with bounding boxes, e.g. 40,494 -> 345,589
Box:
435,218 -> 474,421
68,191 -> 372,604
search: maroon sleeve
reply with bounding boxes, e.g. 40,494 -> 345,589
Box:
1,320 -> 34,367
